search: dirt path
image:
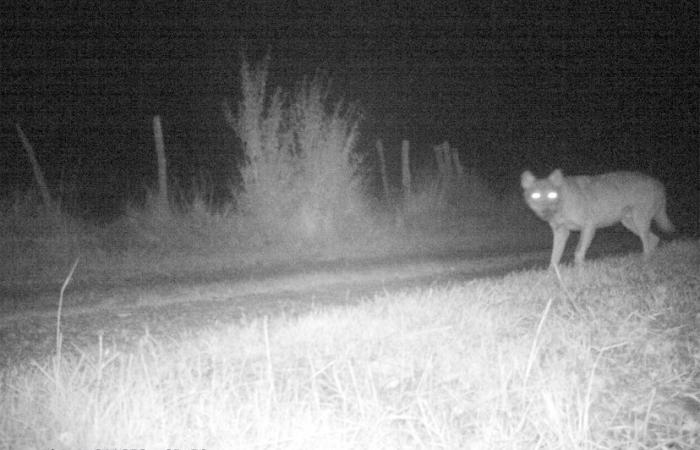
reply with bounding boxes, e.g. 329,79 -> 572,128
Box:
0,230 -> 644,366
0,248 -> 552,365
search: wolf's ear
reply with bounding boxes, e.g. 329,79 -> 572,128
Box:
521,171 -> 535,189
548,169 -> 564,186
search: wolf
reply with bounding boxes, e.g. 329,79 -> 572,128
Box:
521,169 -> 675,267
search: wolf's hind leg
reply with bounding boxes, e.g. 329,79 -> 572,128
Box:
620,206 -> 639,235
622,206 -> 659,258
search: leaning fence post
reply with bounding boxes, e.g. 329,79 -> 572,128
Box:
16,123 -> 54,211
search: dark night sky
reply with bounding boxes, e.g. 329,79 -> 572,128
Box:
1,1 -> 698,224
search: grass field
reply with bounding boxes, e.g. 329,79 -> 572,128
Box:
1,239 -> 698,449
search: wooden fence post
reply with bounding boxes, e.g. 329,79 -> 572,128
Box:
401,139 -> 411,201
451,145 -> 464,177
153,115 -> 169,214
375,139 -> 391,206
16,123 -> 54,210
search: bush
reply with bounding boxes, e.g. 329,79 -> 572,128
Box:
228,54 -> 366,244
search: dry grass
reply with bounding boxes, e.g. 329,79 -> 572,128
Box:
0,191 -> 86,284
1,240 -> 698,449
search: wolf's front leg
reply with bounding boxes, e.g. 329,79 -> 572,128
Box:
550,225 -> 570,268
574,225 -> 596,265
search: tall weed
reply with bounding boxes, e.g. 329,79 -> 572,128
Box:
230,55 -> 366,244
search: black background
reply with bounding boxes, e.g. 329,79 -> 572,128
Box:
1,1 -> 697,227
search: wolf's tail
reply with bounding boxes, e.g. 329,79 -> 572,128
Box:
654,196 -> 676,233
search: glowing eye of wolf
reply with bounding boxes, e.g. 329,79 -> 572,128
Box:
547,191 -> 558,200
531,192 -> 541,200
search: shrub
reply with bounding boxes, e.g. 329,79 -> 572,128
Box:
228,54 -> 366,244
